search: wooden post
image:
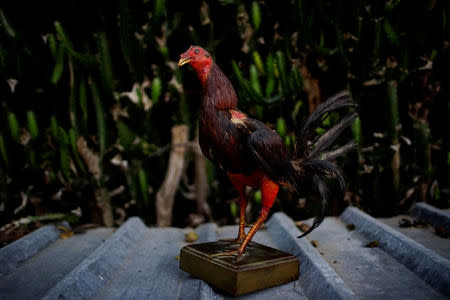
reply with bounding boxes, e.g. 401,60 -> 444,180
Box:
156,125 -> 189,227
193,129 -> 212,221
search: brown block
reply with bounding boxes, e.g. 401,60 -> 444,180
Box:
180,241 -> 300,296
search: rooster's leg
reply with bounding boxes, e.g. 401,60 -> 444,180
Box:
235,176 -> 279,257
212,175 -> 279,259
237,195 -> 248,240
219,179 -> 247,243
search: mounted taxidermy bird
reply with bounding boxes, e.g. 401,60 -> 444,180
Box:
178,45 -> 357,257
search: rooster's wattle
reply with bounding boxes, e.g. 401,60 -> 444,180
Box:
178,45 -> 356,258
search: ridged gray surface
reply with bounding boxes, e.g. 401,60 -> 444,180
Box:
0,225 -> 59,277
43,217 -> 147,299
0,227 -> 113,298
0,206 -> 448,299
267,213 -> 357,300
412,202 -> 450,232
341,206 -> 450,296
305,217 -> 445,299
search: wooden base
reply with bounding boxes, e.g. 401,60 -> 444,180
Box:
179,241 -> 300,296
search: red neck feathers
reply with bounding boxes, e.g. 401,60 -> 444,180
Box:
201,62 -> 238,110
190,60 -> 212,86
178,46 -> 238,110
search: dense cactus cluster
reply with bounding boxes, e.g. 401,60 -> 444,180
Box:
0,1 -> 448,229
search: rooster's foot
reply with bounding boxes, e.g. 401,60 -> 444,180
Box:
209,249 -> 244,261
218,236 -> 245,243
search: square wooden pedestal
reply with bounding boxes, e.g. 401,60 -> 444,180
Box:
180,241 -> 300,296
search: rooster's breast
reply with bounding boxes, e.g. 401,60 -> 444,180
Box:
199,110 -> 255,174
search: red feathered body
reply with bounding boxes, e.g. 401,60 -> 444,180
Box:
179,46 -> 356,257
199,63 -> 293,180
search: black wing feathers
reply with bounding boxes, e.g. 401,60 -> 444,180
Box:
247,127 -> 297,190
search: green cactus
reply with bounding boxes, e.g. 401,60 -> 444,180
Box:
153,0 -> 165,24
97,32 -> 115,94
249,64 -> 262,96
386,81 -> 400,200
69,70 -> 77,130
50,116 -> 59,141
138,168 -> 150,206
230,201 -> 238,218
265,54 -> 275,97
90,79 -> 107,157
383,19 -> 398,46
117,121 -> 136,151
48,34 -> 57,57
252,51 -> 264,74
51,44 -> 65,85
151,77 -> 162,104
0,0 -> 447,227
79,79 -> 88,132
251,1 -> 261,31
7,112 -> 20,143
351,116 -> 362,149
58,126 -> 71,179
0,9 -> 16,38
373,18 -> 383,58
54,21 -> 74,55
0,134 -> 8,169
275,51 -> 289,96
26,111 -> 39,140
290,66 -> 303,94
232,60 -> 253,99
253,190 -> 261,204
276,117 -> 286,137
69,128 -> 87,174
386,81 -> 400,143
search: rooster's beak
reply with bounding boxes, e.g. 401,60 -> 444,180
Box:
178,57 -> 192,67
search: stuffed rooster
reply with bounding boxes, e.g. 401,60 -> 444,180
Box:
178,46 -> 356,257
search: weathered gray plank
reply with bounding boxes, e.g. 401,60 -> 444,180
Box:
43,217 -> 147,299
379,215 -> 450,260
341,207 -> 450,296
266,212 -> 357,300
94,228 -> 187,300
0,228 -> 113,299
0,225 -> 59,277
96,221 -> 304,300
411,202 -> 450,233
3,207 -> 448,299
306,217 -> 445,299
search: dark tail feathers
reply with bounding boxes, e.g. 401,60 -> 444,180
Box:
293,90 -> 356,159
291,90 -> 356,238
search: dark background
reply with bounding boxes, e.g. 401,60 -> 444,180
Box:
0,0 -> 448,233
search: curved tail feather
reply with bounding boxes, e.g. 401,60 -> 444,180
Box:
293,90 -> 356,160
293,159 -> 344,238
290,90 -> 356,238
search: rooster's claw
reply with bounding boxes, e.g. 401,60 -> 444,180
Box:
218,236 -> 245,243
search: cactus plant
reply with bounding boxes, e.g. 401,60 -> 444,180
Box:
0,0 -> 447,229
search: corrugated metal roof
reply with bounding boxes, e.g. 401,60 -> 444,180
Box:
0,203 -> 449,299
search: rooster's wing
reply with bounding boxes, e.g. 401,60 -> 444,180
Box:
245,119 -> 297,191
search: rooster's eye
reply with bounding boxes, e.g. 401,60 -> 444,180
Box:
194,49 -> 200,54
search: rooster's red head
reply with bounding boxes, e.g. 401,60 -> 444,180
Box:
178,46 -> 212,84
